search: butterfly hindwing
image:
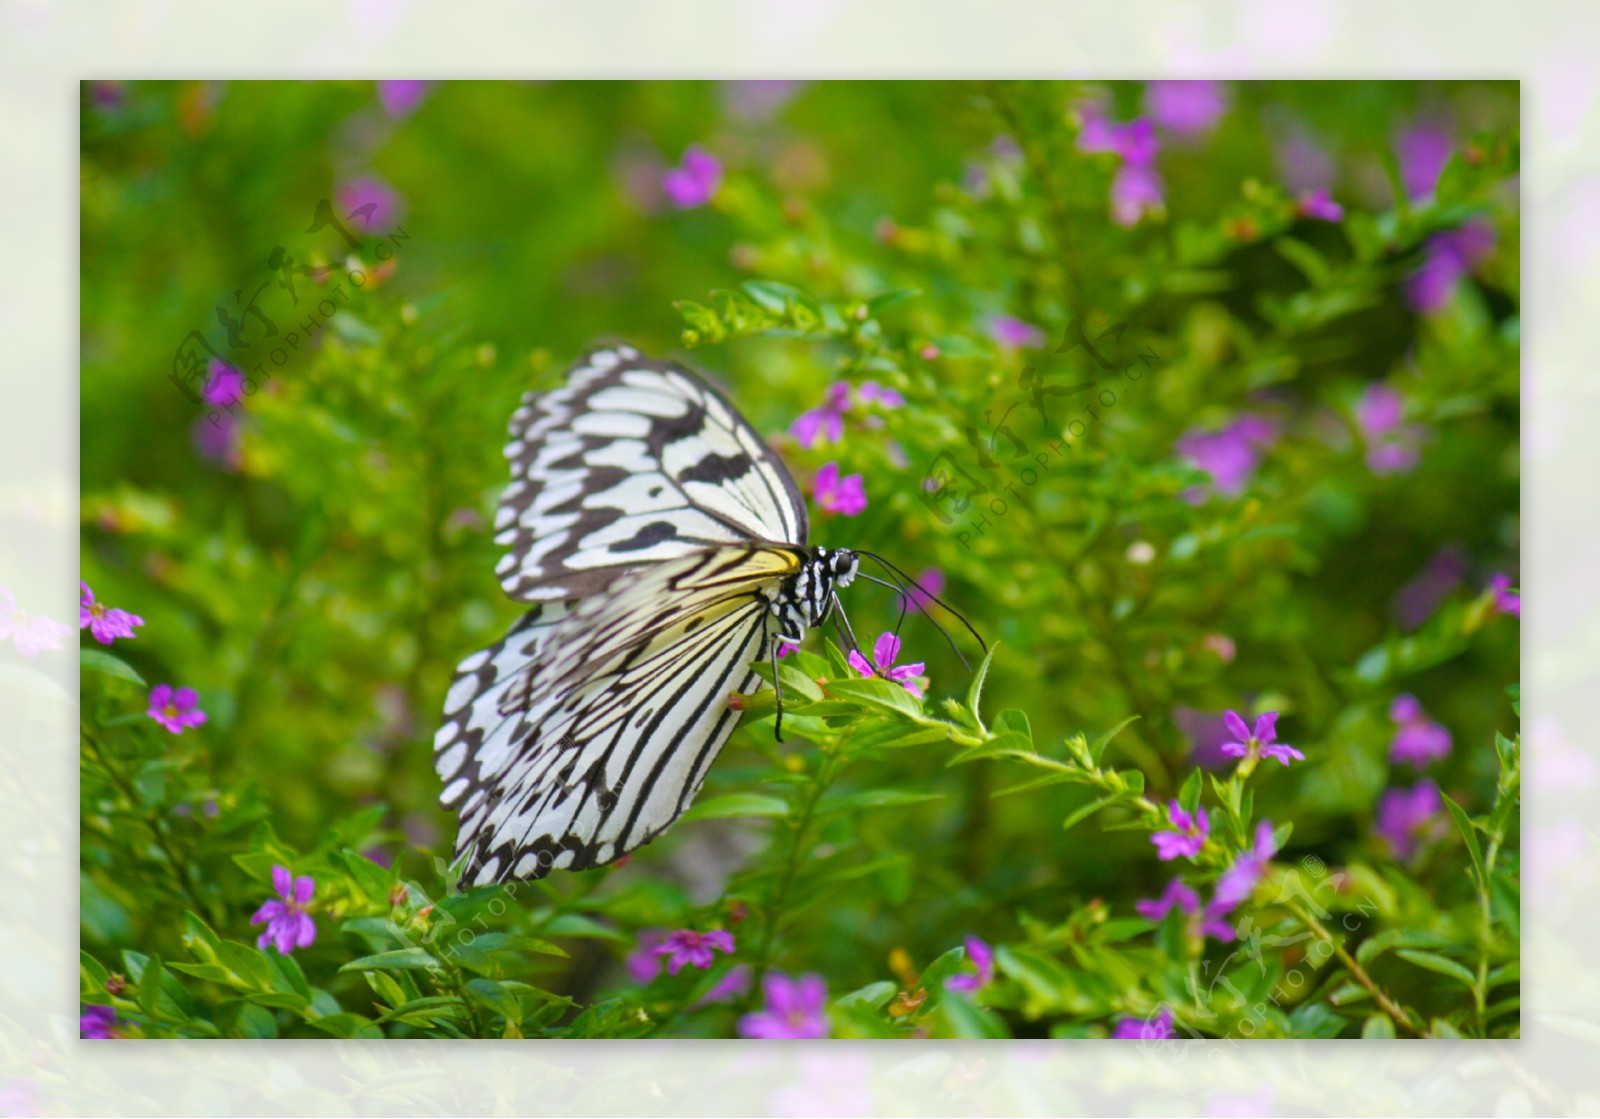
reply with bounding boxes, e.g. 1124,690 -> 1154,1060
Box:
493,347 -> 809,602
438,548 -> 802,886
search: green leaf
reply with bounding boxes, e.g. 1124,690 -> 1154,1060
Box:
341,948 -> 443,973
817,788 -> 944,814
81,647 -> 145,686
679,792 -> 790,823
939,992 -> 1009,1039
964,642 -> 998,728
1088,715 -> 1141,766
1061,793 -> 1124,833
1178,768 -> 1203,818
834,980 -> 896,1014
825,676 -> 928,722
993,708 -> 1032,743
465,977 -> 521,1023
1362,1014 -> 1396,1039
465,933 -> 569,959
1440,792 -> 1487,892
1396,949 -> 1479,990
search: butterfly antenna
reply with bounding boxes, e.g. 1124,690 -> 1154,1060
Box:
858,551 -> 984,671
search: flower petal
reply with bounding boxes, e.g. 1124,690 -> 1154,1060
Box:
846,650 -> 874,679
1222,710 -> 1251,742
293,875 -> 315,905
1253,711 -> 1279,743
271,865 -> 292,899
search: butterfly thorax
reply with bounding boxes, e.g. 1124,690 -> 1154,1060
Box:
770,546 -> 858,642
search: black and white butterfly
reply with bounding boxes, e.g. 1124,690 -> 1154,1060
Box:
434,346 -> 962,887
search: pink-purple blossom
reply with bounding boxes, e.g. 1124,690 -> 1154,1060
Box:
1220,711 -> 1303,767
336,175 -> 405,233
1176,415 -> 1278,499
1392,546 -> 1468,631
0,585 -> 71,657
1136,879 -> 1237,942
79,582 -> 144,645
899,567 -> 946,614
1397,119 -> 1453,200
1389,694 -> 1453,768
790,382 -> 852,448
738,971 -> 829,1039
1111,162 -> 1165,227
662,145 -> 723,209
693,964 -> 753,1008
813,462 -> 867,516
944,935 -> 994,994
1406,220 -> 1496,314
1489,574 -> 1520,618
653,928 -> 735,975
1135,879 -> 1199,922
847,632 -> 926,697
856,381 -> 905,409
989,315 -> 1046,350
1376,781 -> 1446,860
147,684 -> 207,735
1297,188 -> 1344,222
1213,821 -> 1279,910
79,1005 -> 117,1039
250,865 -> 317,955
1144,81 -> 1228,138
721,80 -> 804,122
202,360 -> 246,408
627,929 -> 668,983
377,80 -> 433,118
1112,1006 -> 1175,1040
194,412 -> 243,470
1152,801 -> 1211,861
1355,382 -> 1426,475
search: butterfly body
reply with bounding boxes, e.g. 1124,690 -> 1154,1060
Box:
434,347 -> 861,886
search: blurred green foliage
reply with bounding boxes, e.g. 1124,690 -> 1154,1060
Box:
80,80 -> 1518,1039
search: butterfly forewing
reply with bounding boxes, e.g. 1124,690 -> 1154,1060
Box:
493,347 -> 809,603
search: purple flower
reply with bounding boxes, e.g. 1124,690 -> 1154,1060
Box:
1355,382 -> 1426,475
194,412 -> 242,471
1145,81 -> 1228,138
1214,821 -> 1278,910
0,585 -> 71,658
662,145 -> 723,209
1078,112 -> 1159,163
336,175 -> 405,233
377,80 -> 433,118
1197,897 -> 1240,942
721,80 -> 804,122
1489,574 -> 1520,618
944,935 -> 995,994
1176,415 -> 1278,498
79,1005 -> 117,1039
813,462 -> 867,516
856,381 -> 905,409
1111,161 -> 1164,227
693,964 -> 754,1008
1135,879 -> 1199,922
847,632 -> 926,697
250,865 -> 317,955
1152,801 -> 1211,861
738,972 -> 829,1039
1389,694 -> 1452,768
1296,188 -> 1344,222
1276,127 -> 1335,194
1406,220 -> 1496,314
989,315 -> 1046,350
653,928 -> 735,975
1220,711 -> 1304,767
202,360 -> 246,408
1392,546 -> 1468,631
627,929 -> 668,983
774,636 -> 800,660
1172,707 -> 1238,771
898,567 -> 946,614
790,382 -> 852,448
147,684 -> 207,735
1112,1006 -> 1175,1040
78,582 -> 144,645
1376,781 -> 1446,860
1397,119 -> 1452,200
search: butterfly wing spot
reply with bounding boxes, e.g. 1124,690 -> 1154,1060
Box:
608,520 -> 680,554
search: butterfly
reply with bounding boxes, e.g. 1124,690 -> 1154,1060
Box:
433,345 -> 966,887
